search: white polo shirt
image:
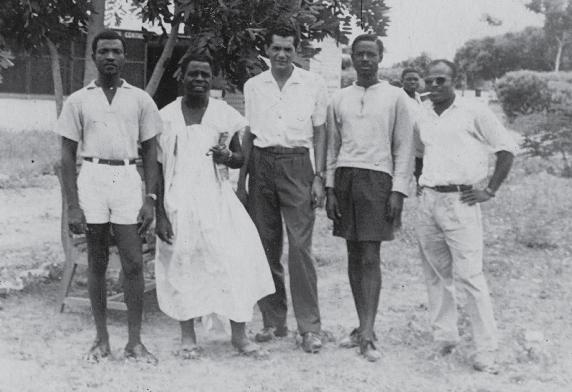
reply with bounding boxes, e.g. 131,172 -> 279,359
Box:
326,81 -> 415,195
244,66 -> 328,149
55,80 -> 162,159
417,97 -> 519,187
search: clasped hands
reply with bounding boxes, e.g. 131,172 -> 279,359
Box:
208,144 -> 232,165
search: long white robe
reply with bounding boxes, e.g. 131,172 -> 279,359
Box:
155,97 -> 274,322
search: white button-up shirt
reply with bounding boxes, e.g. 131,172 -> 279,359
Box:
326,81 -> 415,195
416,97 -> 519,187
244,66 -> 328,149
55,80 -> 162,159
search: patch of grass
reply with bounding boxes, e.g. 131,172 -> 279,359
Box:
0,128 -> 59,188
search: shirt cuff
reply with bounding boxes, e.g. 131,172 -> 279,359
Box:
392,178 -> 410,197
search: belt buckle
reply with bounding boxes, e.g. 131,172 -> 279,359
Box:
123,159 -> 129,166
93,158 -> 100,164
455,185 -> 462,192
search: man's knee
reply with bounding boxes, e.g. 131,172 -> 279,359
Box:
360,242 -> 381,267
121,260 -> 143,280
87,247 -> 109,275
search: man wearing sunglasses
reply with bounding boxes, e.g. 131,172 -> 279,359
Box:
415,59 -> 518,374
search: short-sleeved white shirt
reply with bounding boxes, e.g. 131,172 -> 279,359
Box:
244,66 -> 328,149
417,97 -> 519,187
55,80 -> 162,159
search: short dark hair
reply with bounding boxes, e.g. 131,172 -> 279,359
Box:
401,67 -> 420,80
265,24 -> 300,47
351,34 -> 384,56
427,59 -> 457,79
91,30 -> 127,54
178,50 -> 214,77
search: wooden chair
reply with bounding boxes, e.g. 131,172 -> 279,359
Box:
56,162 -> 156,313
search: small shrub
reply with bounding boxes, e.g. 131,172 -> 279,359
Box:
495,70 -> 552,119
496,71 -> 572,177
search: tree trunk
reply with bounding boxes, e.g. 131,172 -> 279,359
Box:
554,38 -> 563,72
145,16 -> 181,97
83,0 -> 106,86
46,38 -> 64,117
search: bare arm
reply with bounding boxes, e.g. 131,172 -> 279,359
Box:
137,136 -> 159,234
155,162 -> 173,244
61,137 -> 80,210
215,131 -> 244,169
312,124 -> 327,208
236,127 -> 254,205
460,150 -> 514,205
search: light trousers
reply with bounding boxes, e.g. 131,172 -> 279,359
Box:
416,189 -> 498,353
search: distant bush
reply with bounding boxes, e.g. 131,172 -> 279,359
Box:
495,71 -> 551,119
496,71 -> 572,177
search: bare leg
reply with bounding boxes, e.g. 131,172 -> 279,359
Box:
176,319 -> 201,359
113,223 -> 157,364
180,319 -> 197,347
347,240 -> 365,334
231,320 -> 268,358
84,223 -> 111,361
360,241 -> 382,343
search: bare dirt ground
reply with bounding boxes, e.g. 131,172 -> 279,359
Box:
1,166 -> 571,392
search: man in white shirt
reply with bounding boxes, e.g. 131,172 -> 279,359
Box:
415,59 -> 517,373
238,25 -> 328,353
325,34 -> 415,362
57,30 -> 162,364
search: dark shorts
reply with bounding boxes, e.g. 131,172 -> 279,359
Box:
333,167 -> 394,242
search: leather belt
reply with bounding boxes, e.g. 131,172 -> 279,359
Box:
255,146 -> 308,155
429,184 -> 473,193
84,157 -> 137,166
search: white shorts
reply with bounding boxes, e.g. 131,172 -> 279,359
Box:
77,160 -> 143,225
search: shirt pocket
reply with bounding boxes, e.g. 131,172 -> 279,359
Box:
284,92 -> 315,127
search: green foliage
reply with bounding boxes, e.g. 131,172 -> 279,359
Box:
392,52 -> 432,74
454,27 -> 555,88
526,0 -> 572,70
136,0 -> 390,90
0,0 -> 91,52
495,71 -> 552,118
0,48 -> 14,84
496,70 -> 572,177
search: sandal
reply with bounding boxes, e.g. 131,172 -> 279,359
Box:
233,341 -> 269,359
360,339 -> 381,362
174,345 -> 203,360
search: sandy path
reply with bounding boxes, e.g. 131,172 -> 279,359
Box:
1,178 -> 571,392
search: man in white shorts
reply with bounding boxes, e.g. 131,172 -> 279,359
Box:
56,30 -> 162,364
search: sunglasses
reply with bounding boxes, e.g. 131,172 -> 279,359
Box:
424,77 -> 449,86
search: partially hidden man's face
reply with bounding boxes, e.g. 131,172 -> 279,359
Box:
183,61 -> 213,97
266,35 -> 296,72
425,63 -> 455,104
351,40 -> 382,78
402,72 -> 420,94
93,39 -> 126,77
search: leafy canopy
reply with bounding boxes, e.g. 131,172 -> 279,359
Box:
136,0 -> 390,88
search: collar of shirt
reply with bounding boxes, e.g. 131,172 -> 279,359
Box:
86,79 -> 133,90
426,96 -> 464,117
351,79 -> 385,91
260,65 -> 304,89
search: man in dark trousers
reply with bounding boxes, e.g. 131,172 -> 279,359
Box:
325,34 -> 415,361
238,24 -> 328,353
56,30 -> 162,364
